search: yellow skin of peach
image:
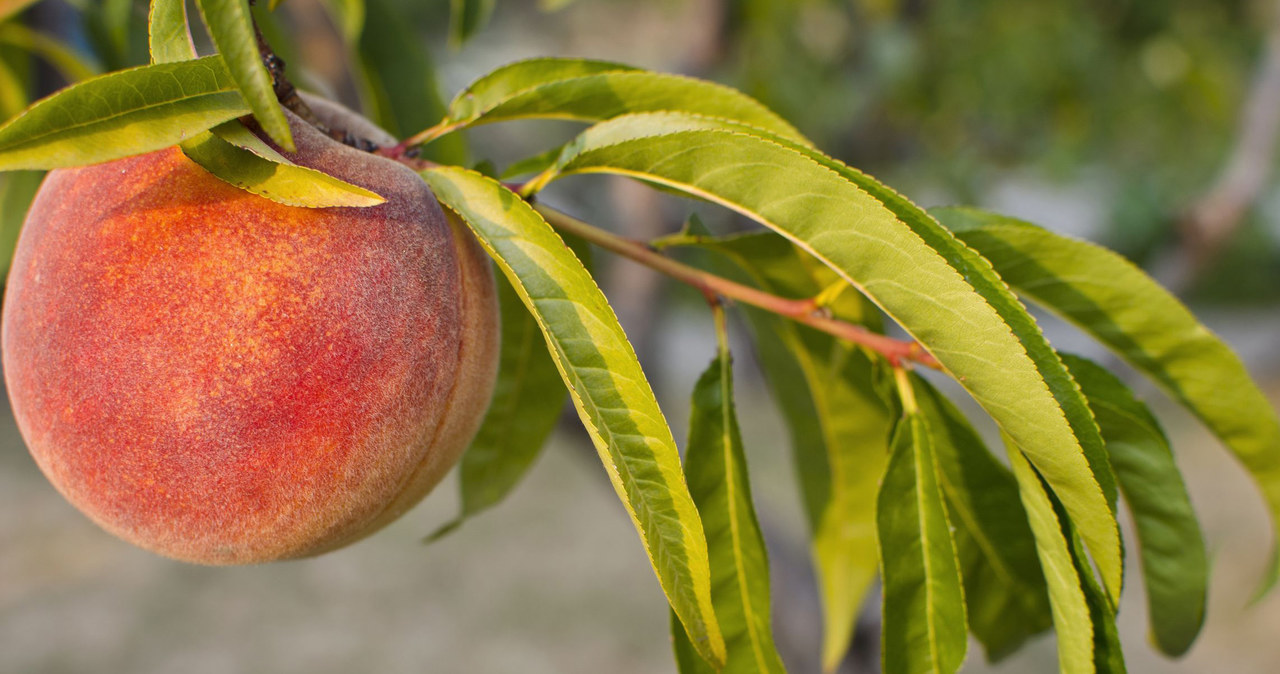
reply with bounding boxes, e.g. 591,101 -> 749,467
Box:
1,105 -> 499,564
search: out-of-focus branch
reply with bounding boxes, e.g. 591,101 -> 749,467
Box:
1177,21 -> 1280,282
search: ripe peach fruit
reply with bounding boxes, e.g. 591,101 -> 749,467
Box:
1,99 -> 499,564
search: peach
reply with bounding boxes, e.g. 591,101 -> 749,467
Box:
1,100 -> 499,564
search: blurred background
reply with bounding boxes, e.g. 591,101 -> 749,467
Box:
3,0 -> 1280,672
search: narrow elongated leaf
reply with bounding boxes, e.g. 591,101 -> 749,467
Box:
935,206 -> 1280,595
672,320 -> 786,673
912,375 -> 1053,661
1058,493 -> 1128,673
149,0 -> 197,64
0,56 -> 249,171
878,408 -> 968,674
419,165 -> 726,668
0,50 -> 27,119
180,121 -> 385,207
683,231 -> 890,670
1006,442 -> 1096,674
355,0 -> 465,164
1062,353 -> 1207,656
194,0 -> 294,151
0,169 -> 41,280
449,0 -> 494,47
542,112 -> 1122,601
444,58 -> 806,144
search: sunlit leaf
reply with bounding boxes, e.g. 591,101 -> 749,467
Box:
194,0 -> 294,151
1062,353 -> 1207,656
0,56 -> 249,171
672,315 -> 786,673
877,404 -> 967,674
1059,492 -> 1128,673
684,231 -> 889,670
443,58 -> 806,144
1005,441 -> 1097,674
181,121 -> 385,207
541,112 -> 1122,602
420,165 -> 726,668
935,205 -> 1280,595
912,375 -> 1052,662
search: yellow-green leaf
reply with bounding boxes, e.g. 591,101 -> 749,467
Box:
0,56 -> 249,171
194,0 -> 294,151
419,165 -> 726,668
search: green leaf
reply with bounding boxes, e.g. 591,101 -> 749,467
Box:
419,165 -> 726,668
0,169 -> 41,281
149,0 -> 198,64
934,206 -> 1280,595
542,111 -> 1122,603
0,48 -> 28,120
0,24 -> 97,83
1062,353 -> 1207,656
878,404 -> 968,674
0,56 -> 249,171
672,317 -> 786,673
1005,441 -> 1097,674
912,375 -> 1053,662
194,0 -> 294,151
1059,491 -> 1128,673
355,0 -> 465,164
429,267 -> 571,542
443,58 -> 807,144
449,0 -> 494,47
179,121 -> 385,208
683,231 -> 890,670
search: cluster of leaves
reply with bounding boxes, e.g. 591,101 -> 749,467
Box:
0,2 -> 1278,673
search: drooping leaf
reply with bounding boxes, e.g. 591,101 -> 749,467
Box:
1005,441 -> 1097,674
672,315 -> 786,673
0,56 -> 249,171
148,0 -> 197,64
682,231 -> 890,670
0,23 -> 97,83
194,0 -> 294,151
419,165 -> 726,668
449,0 -> 494,47
1062,353 -> 1207,656
877,406 -> 968,674
180,121 -> 385,207
541,111 -> 1122,602
934,206 -> 1280,595
1058,491 -> 1129,673
82,0 -> 143,72
355,0 -> 465,164
0,169 -> 41,280
442,58 -> 807,144
911,375 -> 1053,662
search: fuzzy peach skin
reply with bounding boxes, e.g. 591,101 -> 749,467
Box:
1,104 -> 499,564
